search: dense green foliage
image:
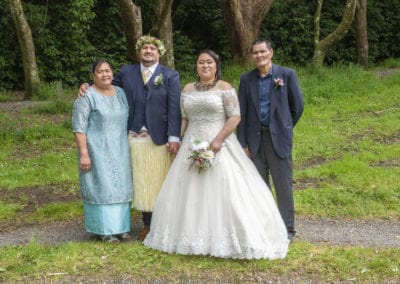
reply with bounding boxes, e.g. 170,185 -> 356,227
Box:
0,1 -> 20,90
0,0 -> 399,91
322,0 -> 400,65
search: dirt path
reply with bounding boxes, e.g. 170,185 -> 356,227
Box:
1,216 -> 399,248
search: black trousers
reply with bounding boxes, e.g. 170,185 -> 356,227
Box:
142,211 -> 152,226
251,128 -> 295,233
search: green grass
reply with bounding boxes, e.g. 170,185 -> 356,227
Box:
0,149 -> 77,188
0,202 -> 21,222
293,65 -> 400,219
0,64 -> 399,281
0,97 -> 77,189
0,241 -> 398,282
26,201 -> 83,223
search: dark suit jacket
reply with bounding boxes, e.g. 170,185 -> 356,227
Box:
237,64 -> 304,158
113,63 -> 181,145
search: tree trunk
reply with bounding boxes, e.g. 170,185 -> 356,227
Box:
9,0 -> 40,99
312,0 -> 357,66
221,0 -> 273,64
355,0 -> 368,67
151,0 -> 175,68
116,0 -> 142,63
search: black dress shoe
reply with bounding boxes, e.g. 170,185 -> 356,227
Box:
138,226 -> 150,242
288,231 -> 296,241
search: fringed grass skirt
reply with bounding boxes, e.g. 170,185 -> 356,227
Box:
129,135 -> 172,211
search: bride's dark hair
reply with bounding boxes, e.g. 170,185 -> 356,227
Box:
196,49 -> 222,80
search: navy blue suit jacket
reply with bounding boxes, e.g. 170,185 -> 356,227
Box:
113,63 -> 181,145
237,64 -> 304,158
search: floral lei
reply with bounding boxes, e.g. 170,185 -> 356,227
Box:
135,35 -> 166,56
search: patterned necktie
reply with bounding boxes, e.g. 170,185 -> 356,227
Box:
142,69 -> 152,84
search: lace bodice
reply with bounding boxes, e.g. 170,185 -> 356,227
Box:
181,88 -> 240,142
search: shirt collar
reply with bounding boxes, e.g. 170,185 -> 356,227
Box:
257,66 -> 272,78
140,62 -> 159,74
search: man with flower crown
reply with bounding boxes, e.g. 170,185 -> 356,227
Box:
79,35 -> 181,241
237,38 -> 304,242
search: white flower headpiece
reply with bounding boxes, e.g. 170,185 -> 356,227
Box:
135,35 -> 166,57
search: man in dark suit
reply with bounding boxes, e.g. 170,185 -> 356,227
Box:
79,35 -> 181,241
237,38 -> 304,241
113,35 -> 181,241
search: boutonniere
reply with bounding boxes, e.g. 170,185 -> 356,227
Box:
274,77 -> 284,90
154,74 -> 164,86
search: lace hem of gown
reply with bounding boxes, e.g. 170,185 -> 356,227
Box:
144,228 -> 289,260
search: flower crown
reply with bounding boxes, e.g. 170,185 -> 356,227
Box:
135,35 -> 166,57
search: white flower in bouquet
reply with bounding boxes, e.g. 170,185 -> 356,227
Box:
188,140 -> 214,173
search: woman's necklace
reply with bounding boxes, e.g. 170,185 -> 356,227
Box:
194,79 -> 218,92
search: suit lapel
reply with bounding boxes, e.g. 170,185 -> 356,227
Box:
132,64 -> 142,106
270,64 -> 282,115
249,69 -> 261,117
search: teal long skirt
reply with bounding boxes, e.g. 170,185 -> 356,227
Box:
83,202 -> 131,236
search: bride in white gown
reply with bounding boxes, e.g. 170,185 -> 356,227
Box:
143,50 -> 289,259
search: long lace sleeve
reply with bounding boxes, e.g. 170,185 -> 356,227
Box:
222,89 -> 240,117
72,95 -> 91,134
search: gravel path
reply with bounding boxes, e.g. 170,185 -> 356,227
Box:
1,216 -> 399,248
295,217 -> 400,247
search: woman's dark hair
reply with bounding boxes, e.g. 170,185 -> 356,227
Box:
91,59 -> 111,74
196,49 -> 222,80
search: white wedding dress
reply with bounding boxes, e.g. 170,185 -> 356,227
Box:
144,88 -> 289,259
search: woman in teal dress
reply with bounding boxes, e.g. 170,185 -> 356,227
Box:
72,59 -> 133,243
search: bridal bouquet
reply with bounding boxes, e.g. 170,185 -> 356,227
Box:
188,140 -> 214,173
